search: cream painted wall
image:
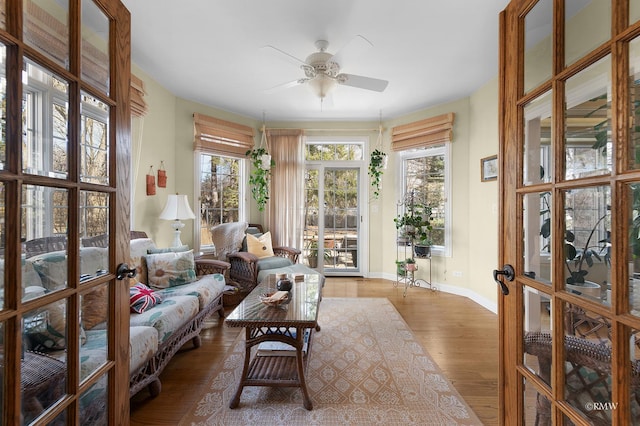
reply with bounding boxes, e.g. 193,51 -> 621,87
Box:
382,98 -> 473,293
131,66 -> 501,309
468,77 -> 500,302
131,65 -> 177,247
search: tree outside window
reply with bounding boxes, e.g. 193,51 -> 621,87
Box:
197,153 -> 243,251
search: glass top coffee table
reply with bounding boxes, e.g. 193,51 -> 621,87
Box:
225,273 -> 322,410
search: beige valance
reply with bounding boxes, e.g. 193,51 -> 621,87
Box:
391,112 -> 455,151
193,113 -> 255,156
131,75 -> 148,117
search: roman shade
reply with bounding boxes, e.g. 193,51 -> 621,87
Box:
391,112 -> 455,151
193,113 -> 255,156
131,75 -> 148,117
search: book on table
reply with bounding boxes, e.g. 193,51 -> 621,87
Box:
257,328 -> 310,357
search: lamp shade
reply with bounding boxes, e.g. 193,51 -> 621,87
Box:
159,194 -> 196,221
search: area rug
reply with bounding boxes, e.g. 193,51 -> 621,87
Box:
179,297 -> 481,425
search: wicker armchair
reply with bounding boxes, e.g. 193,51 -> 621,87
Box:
212,223 -> 300,293
524,332 -> 640,425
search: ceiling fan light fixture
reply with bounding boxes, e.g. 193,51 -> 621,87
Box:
308,73 -> 337,99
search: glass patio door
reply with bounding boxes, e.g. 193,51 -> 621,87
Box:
500,1 -> 640,424
303,166 -> 362,275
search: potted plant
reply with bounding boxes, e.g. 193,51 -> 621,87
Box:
368,149 -> 387,199
394,203 -> 432,242
404,257 -> 417,271
564,208 -> 611,297
304,240 -> 319,268
414,235 -> 433,258
246,147 -> 275,211
395,259 -> 407,276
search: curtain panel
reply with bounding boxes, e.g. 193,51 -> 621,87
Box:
391,112 -> 455,151
264,129 -> 305,250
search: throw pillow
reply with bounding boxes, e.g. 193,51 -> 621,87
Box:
146,250 -> 197,289
129,238 -> 157,285
130,283 -> 163,313
246,231 -> 275,258
82,285 -> 108,330
24,301 -> 66,352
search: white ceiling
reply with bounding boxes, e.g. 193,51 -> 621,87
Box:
122,0 -> 510,122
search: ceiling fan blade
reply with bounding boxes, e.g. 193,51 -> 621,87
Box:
261,45 -> 307,67
337,73 -> 388,92
263,79 -> 306,94
330,35 -> 374,66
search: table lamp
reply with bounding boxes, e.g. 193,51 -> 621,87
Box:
159,194 -> 196,247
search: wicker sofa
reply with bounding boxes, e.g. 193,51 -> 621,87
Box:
126,234 -> 229,396
21,232 -> 230,404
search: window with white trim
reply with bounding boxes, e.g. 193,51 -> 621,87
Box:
196,152 -> 245,252
400,144 -> 450,254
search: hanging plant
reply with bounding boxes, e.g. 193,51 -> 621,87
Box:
246,147 -> 275,211
368,149 -> 387,199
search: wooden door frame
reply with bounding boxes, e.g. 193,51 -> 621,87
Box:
107,0 -> 132,423
0,0 -> 131,423
499,0 -> 640,424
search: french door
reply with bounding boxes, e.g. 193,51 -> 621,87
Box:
500,0 -> 640,424
0,0 -> 131,424
303,165 -> 365,276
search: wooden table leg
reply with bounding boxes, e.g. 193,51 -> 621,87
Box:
229,329 -> 252,409
296,328 -> 313,410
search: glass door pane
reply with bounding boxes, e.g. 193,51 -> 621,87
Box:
564,55 -> 612,180
303,167 -> 361,274
23,0 -> 69,69
565,0 -> 610,67
81,0 -> 110,95
323,168 -> 359,273
524,0 -> 552,93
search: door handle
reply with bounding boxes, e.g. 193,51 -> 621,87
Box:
116,263 -> 137,280
492,264 -> 514,295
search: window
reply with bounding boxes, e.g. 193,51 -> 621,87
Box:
196,152 -> 245,252
400,144 -> 450,255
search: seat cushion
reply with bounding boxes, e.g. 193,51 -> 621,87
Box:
129,295 -> 199,344
80,326 -> 158,377
256,256 -> 293,272
155,273 -> 225,310
129,326 -> 159,372
257,263 -> 323,284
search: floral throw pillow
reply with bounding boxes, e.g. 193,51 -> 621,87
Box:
145,250 -> 197,289
130,283 -> 163,313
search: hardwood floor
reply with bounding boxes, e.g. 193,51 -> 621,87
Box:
129,277 -> 499,425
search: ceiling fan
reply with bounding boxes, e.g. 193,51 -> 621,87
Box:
263,36 -> 389,100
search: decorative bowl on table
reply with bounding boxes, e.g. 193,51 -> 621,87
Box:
259,291 -> 290,307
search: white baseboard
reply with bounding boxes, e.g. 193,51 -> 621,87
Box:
369,272 -> 498,314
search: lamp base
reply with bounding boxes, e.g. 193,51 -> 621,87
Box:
170,220 -> 185,248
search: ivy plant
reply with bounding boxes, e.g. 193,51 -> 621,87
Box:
246,147 -> 275,211
368,149 -> 386,199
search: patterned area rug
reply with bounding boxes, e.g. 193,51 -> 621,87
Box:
179,297 -> 481,425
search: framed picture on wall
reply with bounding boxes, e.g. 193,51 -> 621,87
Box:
481,155 -> 498,182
